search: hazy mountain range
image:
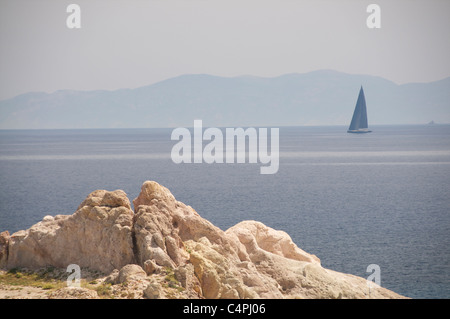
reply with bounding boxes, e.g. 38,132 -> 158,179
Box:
1,70 -> 449,129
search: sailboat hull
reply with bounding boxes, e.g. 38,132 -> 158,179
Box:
347,129 -> 372,134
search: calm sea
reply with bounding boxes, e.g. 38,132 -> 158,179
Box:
0,125 -> 449,298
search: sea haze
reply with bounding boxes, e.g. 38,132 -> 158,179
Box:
0,125 -> 449,298
1,71 -> 449,129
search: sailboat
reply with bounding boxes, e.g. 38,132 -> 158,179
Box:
347,86 -> 372,133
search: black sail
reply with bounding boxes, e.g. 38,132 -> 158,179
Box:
348,86 -> 371,133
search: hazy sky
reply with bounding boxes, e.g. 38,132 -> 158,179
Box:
0,0 -> 449,101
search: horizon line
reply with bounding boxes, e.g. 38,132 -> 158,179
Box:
1,123 -> 449,132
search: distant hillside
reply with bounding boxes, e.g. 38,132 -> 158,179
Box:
0,70 -> 449,129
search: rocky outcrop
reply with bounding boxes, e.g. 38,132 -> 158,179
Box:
0,181 -> 406,299
2,190 -> 135,273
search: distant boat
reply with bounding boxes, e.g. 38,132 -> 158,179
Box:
347,86 -> 372,133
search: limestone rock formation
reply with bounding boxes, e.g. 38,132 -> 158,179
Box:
3,189 -> 135,273
0,181 -> 406,299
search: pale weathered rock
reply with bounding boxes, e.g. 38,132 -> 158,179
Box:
225,220 -> 404,299
186,239 -> 258,299
143,259 -> 161,275
5,190 -> 135,273
77,189 -> 131,211
132,181 -> 246,267
117,264 -> 147,284
143,281 -> 162,299
226,221 -> 320,264
0,181 -> 407,299
131,181 -> 256,298
104,269 -> 119,284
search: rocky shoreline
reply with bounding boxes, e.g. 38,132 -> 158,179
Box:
0,181 -> 406,299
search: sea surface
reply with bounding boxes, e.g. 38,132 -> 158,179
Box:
0,125 -> 449,299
